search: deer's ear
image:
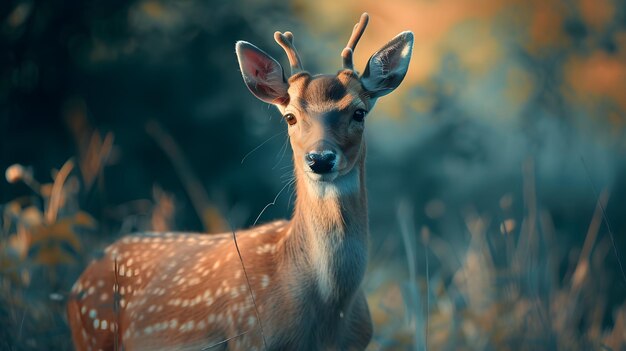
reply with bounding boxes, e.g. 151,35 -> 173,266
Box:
361,31 -> 413,98
236,41 -> 289,105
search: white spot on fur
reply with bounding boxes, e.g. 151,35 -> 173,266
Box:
179,321 -> 194,332
261,275 -> 270,289
256,243 -> 276,254
230,289 -> 239,298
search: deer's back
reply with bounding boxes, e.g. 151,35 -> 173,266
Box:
68,220 -> 290,350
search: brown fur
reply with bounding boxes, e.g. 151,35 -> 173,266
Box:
68,12 -> 413,351
67,71 -> 373,351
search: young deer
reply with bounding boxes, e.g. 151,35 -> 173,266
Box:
67,13 -> 413,351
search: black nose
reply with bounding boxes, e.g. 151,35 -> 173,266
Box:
305,152 -> 336,174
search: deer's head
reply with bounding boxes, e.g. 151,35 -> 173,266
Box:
236,13 -> 413,185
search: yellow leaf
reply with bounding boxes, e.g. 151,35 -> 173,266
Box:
73,211 -> 97,228
20,206 -> 43,227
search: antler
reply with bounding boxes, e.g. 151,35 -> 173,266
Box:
274,31 -> 304,76
341,12 -> 369,71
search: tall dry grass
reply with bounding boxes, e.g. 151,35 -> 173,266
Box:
365,161 -> 626,351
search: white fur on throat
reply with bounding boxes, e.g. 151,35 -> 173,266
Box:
305,168 -> 360,199
303,167 -> 363,301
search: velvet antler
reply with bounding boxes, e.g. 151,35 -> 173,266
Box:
341,12 -> 369,71
274,31 -> 304,76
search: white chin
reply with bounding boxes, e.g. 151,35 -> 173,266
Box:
306,171 -> 338,183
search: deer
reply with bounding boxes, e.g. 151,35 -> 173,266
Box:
67,12 -> 413,351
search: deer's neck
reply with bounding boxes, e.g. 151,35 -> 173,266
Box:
286,157 -> 368,304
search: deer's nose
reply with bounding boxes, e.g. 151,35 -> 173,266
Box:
305,151 -> 336,174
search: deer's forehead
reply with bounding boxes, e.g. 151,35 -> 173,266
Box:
287,71 -> 367,114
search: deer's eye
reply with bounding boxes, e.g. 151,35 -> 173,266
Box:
352,109 -> 367,122
284,113 -> 297,126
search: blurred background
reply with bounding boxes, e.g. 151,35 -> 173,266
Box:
1,0 -> 626,350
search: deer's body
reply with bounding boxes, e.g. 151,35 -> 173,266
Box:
68,162 -> 371,350
68,13 -> 413,351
